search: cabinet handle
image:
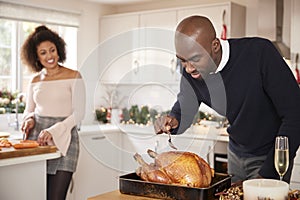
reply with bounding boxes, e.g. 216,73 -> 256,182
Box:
91,136 -> 106,140
133,60 -> 139,74
170,58 -> 176,74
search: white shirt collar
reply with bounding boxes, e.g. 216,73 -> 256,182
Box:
215,39 -> 230,73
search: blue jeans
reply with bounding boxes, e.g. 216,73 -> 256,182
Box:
227,147 -> 267,183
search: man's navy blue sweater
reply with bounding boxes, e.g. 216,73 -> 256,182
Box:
170,37 -> 300,179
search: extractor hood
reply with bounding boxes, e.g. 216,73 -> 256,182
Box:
272,0 -> 290,59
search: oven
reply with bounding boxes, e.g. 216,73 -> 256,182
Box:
214,141 -> 228,174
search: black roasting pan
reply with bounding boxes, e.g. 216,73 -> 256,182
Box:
119,172 -> 232,200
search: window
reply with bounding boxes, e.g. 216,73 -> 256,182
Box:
0,1 -> 80,94
0,19 -> 78,93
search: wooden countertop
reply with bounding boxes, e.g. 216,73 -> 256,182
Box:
88,190 -> 163,200
0,145 -> 57,159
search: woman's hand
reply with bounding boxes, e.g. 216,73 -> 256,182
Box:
154,115 -> 178,134
21,117 -> 35,139
38,130 -> 53,146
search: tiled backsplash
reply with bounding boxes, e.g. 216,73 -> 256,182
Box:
94,83 -> 179,112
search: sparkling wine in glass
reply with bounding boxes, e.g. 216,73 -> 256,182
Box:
274,136 -> 289,181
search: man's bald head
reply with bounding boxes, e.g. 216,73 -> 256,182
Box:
175,16 -> 222,79
176,15 -> 216,43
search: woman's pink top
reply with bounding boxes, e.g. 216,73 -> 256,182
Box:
23,78 -> 86,156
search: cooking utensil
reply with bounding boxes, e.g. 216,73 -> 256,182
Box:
164,122 -> 177,150
167,130 -> 177,150
295,53 -> 300,84
119,172 -> 232,200
22,131 -> 26,141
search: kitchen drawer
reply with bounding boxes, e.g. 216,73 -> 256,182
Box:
291,164 -> 300,182
290,182 -> 300,190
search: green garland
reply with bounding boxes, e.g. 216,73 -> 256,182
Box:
0,89 -> 25,114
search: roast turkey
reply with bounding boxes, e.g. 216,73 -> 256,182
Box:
134,149 -> 213,188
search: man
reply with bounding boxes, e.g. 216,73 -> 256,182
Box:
154,15 -> 300,183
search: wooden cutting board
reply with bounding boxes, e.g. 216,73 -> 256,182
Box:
0,132 -> 10,138
0,146 -> 57,159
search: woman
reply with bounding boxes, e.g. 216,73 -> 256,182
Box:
20,25 -> 85,200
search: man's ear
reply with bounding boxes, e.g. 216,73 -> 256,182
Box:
212,38 -> 221,52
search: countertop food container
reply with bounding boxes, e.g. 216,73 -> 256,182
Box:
243,179 -> 289,200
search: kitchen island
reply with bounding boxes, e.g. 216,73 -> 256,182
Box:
0,146 -> 60,200
88,190 -> 163,200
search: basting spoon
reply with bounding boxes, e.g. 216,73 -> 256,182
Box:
166,130 -> 177,150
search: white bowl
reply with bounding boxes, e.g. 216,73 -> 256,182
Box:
243,179 -> 289,200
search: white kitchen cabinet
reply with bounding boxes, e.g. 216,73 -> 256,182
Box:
99,10 -> 179,84
139,10 -> 177,30
177,2 -> 246,39
137,10 -> 180,83
99,2 -> 245,84
0,152 -> 60,200
100,14 -> 139,43
291,0 -> 300,61
72,132 -> 121,200
99,14 -> 140,83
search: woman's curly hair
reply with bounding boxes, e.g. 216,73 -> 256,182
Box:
20,25 -> 66,72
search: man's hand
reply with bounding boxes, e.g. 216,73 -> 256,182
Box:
154,115 -> 178,134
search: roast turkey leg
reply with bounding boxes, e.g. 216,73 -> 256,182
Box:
133,153 -> 172,184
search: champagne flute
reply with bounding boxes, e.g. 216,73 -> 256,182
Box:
274,136 -> 289,181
